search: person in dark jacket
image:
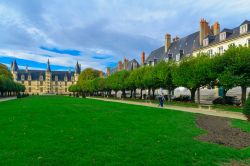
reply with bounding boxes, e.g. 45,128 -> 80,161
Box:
159,94 -> 165,107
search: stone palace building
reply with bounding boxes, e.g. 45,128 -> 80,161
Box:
11,59 -> 81,95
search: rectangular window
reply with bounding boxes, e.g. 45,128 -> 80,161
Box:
28,81 -> 31,86
40,81 -> 43,86
65,88 -> 67,92
29,87 -> 31,92
240,24 -> 248,34
168,54 -> 173,60
180,50 -> 184,58
65,82 -> 67,86
207,49 -> 213,56
218,46 -> 224,54
176,54 -> 180,62
203,38 -> 209,46
220,32 -> 226,41
40,87 -> 43,92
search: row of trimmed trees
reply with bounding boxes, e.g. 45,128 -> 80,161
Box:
69,45 -> 250,104
0,64 -> 25,97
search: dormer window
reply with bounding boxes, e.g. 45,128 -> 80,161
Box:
55,76 -> 58,81
168,54 -> 173,60
176,54 -> 180,62
21,75 -> 25,81
180,50 -> 184,59
153,59 -> 157,66
220,32 -> 226,41
240,24 -> 248,34
203,38 -> 209,46
64,76 -> 68,82
28,75 -> 31,81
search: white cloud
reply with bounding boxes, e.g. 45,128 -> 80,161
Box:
0,0 -> 250,71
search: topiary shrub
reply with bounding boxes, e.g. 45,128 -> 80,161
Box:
243,93 -> 250,121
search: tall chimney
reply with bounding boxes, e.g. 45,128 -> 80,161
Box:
99,71 -> 103,78
165,33 -> 171,53
200,18 -> 209,45
123,57 -> 128,70
106,67 -> 111,76
213,22 -> 220,35
118,61 -> 123,71
141,51 -> 145,65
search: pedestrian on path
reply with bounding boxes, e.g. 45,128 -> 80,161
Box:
159,93 -> 165,107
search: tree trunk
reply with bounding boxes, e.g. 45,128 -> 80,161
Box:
140,89 -> 143,99
152,89 -> 155,99
190,88 -> 196,103
115,91 -> 118,98
122,89 -> 126,98
241,86 -> 247,105
130,90 -> 133,98
133,89 -> 136,99
197,87 -> 200,104
168,89 -> 171,102
148,88 -> 151,96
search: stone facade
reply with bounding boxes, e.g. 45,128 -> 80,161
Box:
11,59 -> 81,95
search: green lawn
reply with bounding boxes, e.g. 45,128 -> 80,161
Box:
0,96 -> 249,166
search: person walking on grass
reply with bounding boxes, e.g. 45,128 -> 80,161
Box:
159,93 -> 165,108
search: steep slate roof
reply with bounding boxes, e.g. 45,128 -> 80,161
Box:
145,46 -> 165,63
146,31 -> 200,62
17,70 -> 74,81
12,59 -> 19,72
17,70 -> 45,81
240,20 -> 250,26
52,71 -> 74,81
167,31 -> 200,60
126,59 -> 140,71
75,61 -> 81,74
110,59 -> 140,74
146,19 -> 250,62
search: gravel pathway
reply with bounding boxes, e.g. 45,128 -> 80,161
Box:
0,97 -> 17,103
88,97 -> 247,121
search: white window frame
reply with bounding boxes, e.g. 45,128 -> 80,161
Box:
176,54 -> 180,62
220,32 -> 226,41
203,38 -> 209,46
207,49 -> 213,56
240,24 -> 248,34
218,46 -> 224,54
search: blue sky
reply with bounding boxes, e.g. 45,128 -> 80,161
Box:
0,0 -> 249,71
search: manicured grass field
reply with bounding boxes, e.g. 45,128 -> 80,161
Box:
0,96 -> 249,166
